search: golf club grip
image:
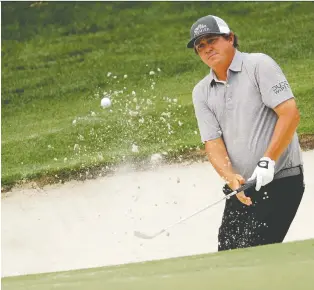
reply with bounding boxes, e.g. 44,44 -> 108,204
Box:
236,179 -> 256,193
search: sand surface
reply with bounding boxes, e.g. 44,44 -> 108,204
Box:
2,150 -> 314,277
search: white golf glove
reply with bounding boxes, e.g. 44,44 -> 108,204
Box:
248,157 -> 275,191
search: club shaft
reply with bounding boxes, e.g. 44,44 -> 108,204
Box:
161,191 -> 236,233
135,180 -> 256,239
157,180 -> 257,234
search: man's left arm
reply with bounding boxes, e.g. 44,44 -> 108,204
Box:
248,54 -> 301,190
264,98 -> 300,161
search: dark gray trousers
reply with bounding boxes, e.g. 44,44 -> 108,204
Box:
218,170 -> 305,251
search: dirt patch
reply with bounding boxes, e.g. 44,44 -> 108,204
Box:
1,151 -> 207,194
299,134 -> 314,151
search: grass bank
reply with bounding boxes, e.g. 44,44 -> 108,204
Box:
2,239 -> 314,289
2,2 -> 314,189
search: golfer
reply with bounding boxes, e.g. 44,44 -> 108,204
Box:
187,15 -> 305,251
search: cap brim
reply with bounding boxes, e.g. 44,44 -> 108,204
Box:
186,39 -> 195,48
186,32 -> 226,49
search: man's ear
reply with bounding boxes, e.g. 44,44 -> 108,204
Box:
229,32 -> 234,44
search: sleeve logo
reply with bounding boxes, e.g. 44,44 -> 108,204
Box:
271,81 -> 290,95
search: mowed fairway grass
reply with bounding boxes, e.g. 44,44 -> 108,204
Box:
2,239 -> 314,290
2,2 -> 314,188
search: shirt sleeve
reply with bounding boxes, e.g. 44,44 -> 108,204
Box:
192,85 -> 222,143
256,54 -> 294,109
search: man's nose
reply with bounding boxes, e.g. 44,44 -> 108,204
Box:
204,43 -> 213,53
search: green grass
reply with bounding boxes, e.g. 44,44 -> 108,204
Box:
2,239 -> 314,290
2,2 -> 314,187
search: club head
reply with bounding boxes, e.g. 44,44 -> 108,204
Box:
134,231 -> 155,239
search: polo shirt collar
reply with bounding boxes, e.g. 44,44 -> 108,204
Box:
209,69 -> 227,86
229,49 -> 243,72
208,70 -> 217,86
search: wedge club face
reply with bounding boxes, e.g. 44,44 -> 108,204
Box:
134,229 -> 165,239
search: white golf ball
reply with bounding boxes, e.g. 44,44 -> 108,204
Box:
101,97 -> 111,108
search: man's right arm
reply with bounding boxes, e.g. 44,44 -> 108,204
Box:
205,137 -> 252,205
205,137 -> 236,184
192,84 -> 236,183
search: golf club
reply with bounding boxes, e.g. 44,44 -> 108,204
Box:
134,179 -> 256,239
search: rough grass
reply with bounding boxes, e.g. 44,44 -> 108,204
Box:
2,2 -> 314,188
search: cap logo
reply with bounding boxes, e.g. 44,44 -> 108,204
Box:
194,24 -> 210,37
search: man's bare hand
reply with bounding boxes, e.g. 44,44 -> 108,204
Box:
228,174 -> 252,206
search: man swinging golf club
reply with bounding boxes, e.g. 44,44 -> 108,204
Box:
187,15 -> 305,250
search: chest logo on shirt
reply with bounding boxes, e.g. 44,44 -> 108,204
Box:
271,81 -> 290,95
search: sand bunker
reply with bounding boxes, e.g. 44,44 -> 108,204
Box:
2,150 -> 314,277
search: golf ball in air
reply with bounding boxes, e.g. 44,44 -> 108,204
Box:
101,97 -> 111,108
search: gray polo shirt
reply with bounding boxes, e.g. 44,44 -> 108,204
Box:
192,50 -> 303,180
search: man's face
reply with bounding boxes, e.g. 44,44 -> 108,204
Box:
194,34 -> 234,69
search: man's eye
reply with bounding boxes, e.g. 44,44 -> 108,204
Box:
198,43 -> 205,49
